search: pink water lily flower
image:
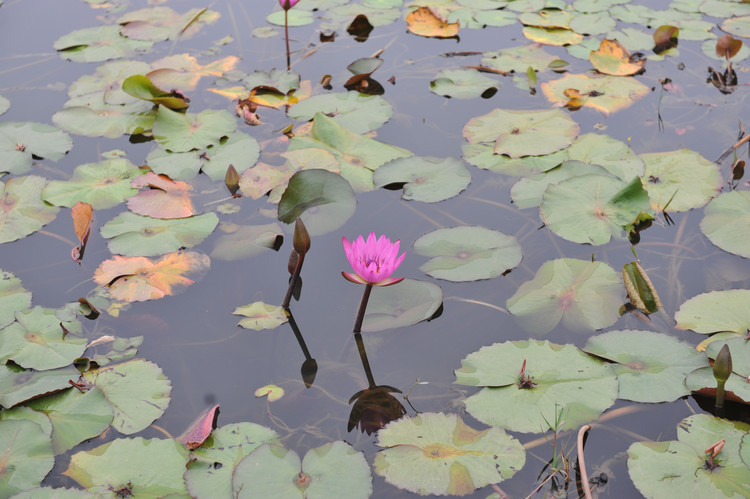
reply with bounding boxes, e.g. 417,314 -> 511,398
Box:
342,232 -> 406,286
279,0 -> 300,10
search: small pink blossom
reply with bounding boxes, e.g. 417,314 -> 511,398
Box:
279,0 -> 300,10
342,232 -> 405,286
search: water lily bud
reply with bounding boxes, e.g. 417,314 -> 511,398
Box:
713,344 -> 733,383
293,218 -> 310,256
279,0 -> 300,11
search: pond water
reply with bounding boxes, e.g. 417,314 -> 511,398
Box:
2,0 -> 750,497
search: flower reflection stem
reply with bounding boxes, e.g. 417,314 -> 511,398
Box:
284,307 -> 311,360
284,10 -> 291,71
353,283 -> 373,334
354,332 -> 376,388
282,252 -> 304,309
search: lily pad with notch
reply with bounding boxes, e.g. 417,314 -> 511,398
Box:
429,69 -> 499,99
511,160 -> 612,209
362,279 -> 443,332
641,149 -> 722,212
210,222 -> 284,261
373,156 -> 471,203
0,122 -> 72,176
153,107 -> 236,153
53,25 -> 154,62
675,289 -> 750,336
481,44 -> 558,73
233,302 -> 288,331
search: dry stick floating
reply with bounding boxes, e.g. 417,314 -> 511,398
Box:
577,424 -> 593,499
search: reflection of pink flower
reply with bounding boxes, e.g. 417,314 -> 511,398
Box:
342,232 -> 406,286
279,0 -> 300,10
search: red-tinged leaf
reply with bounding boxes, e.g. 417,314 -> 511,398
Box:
78,297 -> 100,320
225,164 -> 240,197
93,251 -> 210,302
406,7 -> 459,38
716,34 -> 742,60
71,202 -> 92,262
127,172 -> 195,219
653,25 -> 679,54
177,404 -> 220,450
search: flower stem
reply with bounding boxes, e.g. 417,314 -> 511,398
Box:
353,283 -> 373,333
284,10 -> 291,71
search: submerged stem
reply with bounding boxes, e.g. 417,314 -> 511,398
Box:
353,283 -> 373,333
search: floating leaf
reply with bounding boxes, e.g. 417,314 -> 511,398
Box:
200,132 -> 261,182
628,415 -> 750,499
64,59 -> 152,106
675,289 -> 750,336
51,101 -> 155,139
584,330 -> 705,402
148,54 -> 239,92
463,108 -> 580,158
406,7 -> 459,38
641,149 -> 722,212
506,258 -> 622,334
541,73 -> 650,114
177,404 -> 220,450
255,384 -> 284,402
71,202 -> 92,262
522,26 -> 583,46
232,441 -> 372,499
184,422 -> 279,499
653,25 -> 679,54
127,172 -> 195,219
277,169 -> 356,236
622,261 -> 662,313
117,6 -> 219,42
716,34 -> 743,59
429,69 -> 498,99
0,176 -> 59,244
82,359 -> 171,434
0,365 -> 79,409
289,92 -> 393,134
0,269 -> 31,329
567,133 -> 644,180
100,212 -> 218,256
413,226 -> 522,282
511,161 -> 611,209
373,156 -> 471,203
457,340 -> 618,433
463,143 -> 568,177
42,159 -> 143,210
121,74 -> 189,110
153,107 -> 236,153
481,44 -> 558,73
93,251 -> 210,302
374,412 -> 525,496
362,279 -> 443,332
0,307 -> 86,371
0,419 -> 54,496
686,366 -> 750,405
590,39 -> 646,75
53,25 -> 154,62
700,190 -> 750,258
210,222 -> 284,261
65,437 -> 188,496
721,15 -> 750,39
0,122 -> 72,175
233,302 -> 288,331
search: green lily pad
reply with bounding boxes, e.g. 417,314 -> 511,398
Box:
583,330 -> 705,403
686,366 -> 750,405
26,387 -> 114,454
288,92 -> 393,134
463,142 -> 567,176
541,175 -> 652,245
519,8 -> 573,28
210,222 -> 284,261
481,44 -> 558,73
701,39 -> 750,62
82,359 -> 171,435
522,26 -> 584,45
232,441 -> 372,499
541,73 -> 650,114
429,69 -> 499,99
277,169 -> 356,236
100,212 -> 219,256
65,60 -> 152,107
51,101 -> 155,139
153,107 -> 236,153
9,487 -> 97,498
121,75 -> 189,110
0,307 -> 86,371
511,161 -> 613,209
373,156 -> 471,202
567,133 -> 644,180
675,290 -> 750,335
641,149 -> 722,212
266,9 -> 315,27
287,112 -> 412,192
506,258 -> 623,334
463,108 -> 580,158
0,95 -> 9,115
0,270 -> 31,329
628,415 -> 750,499
412,226 -> 522,281
374,412 -> 525,496
117,6 -> 219,42
200,132 -> 261,181
42,158 -> 143,209
569,12 -> 616,35
145,149 -> 203,181
706,336 -> 750,378
0,122 -> 72,175
233,302 -> 288,331
327,3 -> 401,27
241,68 -> 300,97
0,176 -> 59,244
184,422 -> 280,499
65,437 -> 189,497
701,190 -> 750,258
457,340 -> 618,433
0,419 -> 54,497
362,279 -> 443,332
53,25 -> 154,62
0,365 -> 79,409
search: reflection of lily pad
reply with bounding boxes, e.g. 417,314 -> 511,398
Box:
210,222 -> 284,261
675,290 -> 750,335
232,441 -> 372,499
701,190 -> 750,258
362,279 -> 443,332
429,69 -> 498,99
233,302 -> 288,331
507,258 -> 622,334
0,269 -> 31,329
457,340 -> 618,433
0,176 -> 59,244
628,415 -> 750,499
42,158 -> 143,209
184,422 -> 280,499
0,419 -> 54,497
373,156 -> 471,203
641,149 -> 722,212
374,412 -> 525,496
288,92 -> 393,134
541,73 -> 650,114
584,330 -> 705,402
463,108 -> 579,158
412,226 -> 522,281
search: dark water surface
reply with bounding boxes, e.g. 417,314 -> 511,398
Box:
2,0 -> 750,497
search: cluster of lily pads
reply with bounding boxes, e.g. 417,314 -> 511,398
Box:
3,0 -> 750,497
